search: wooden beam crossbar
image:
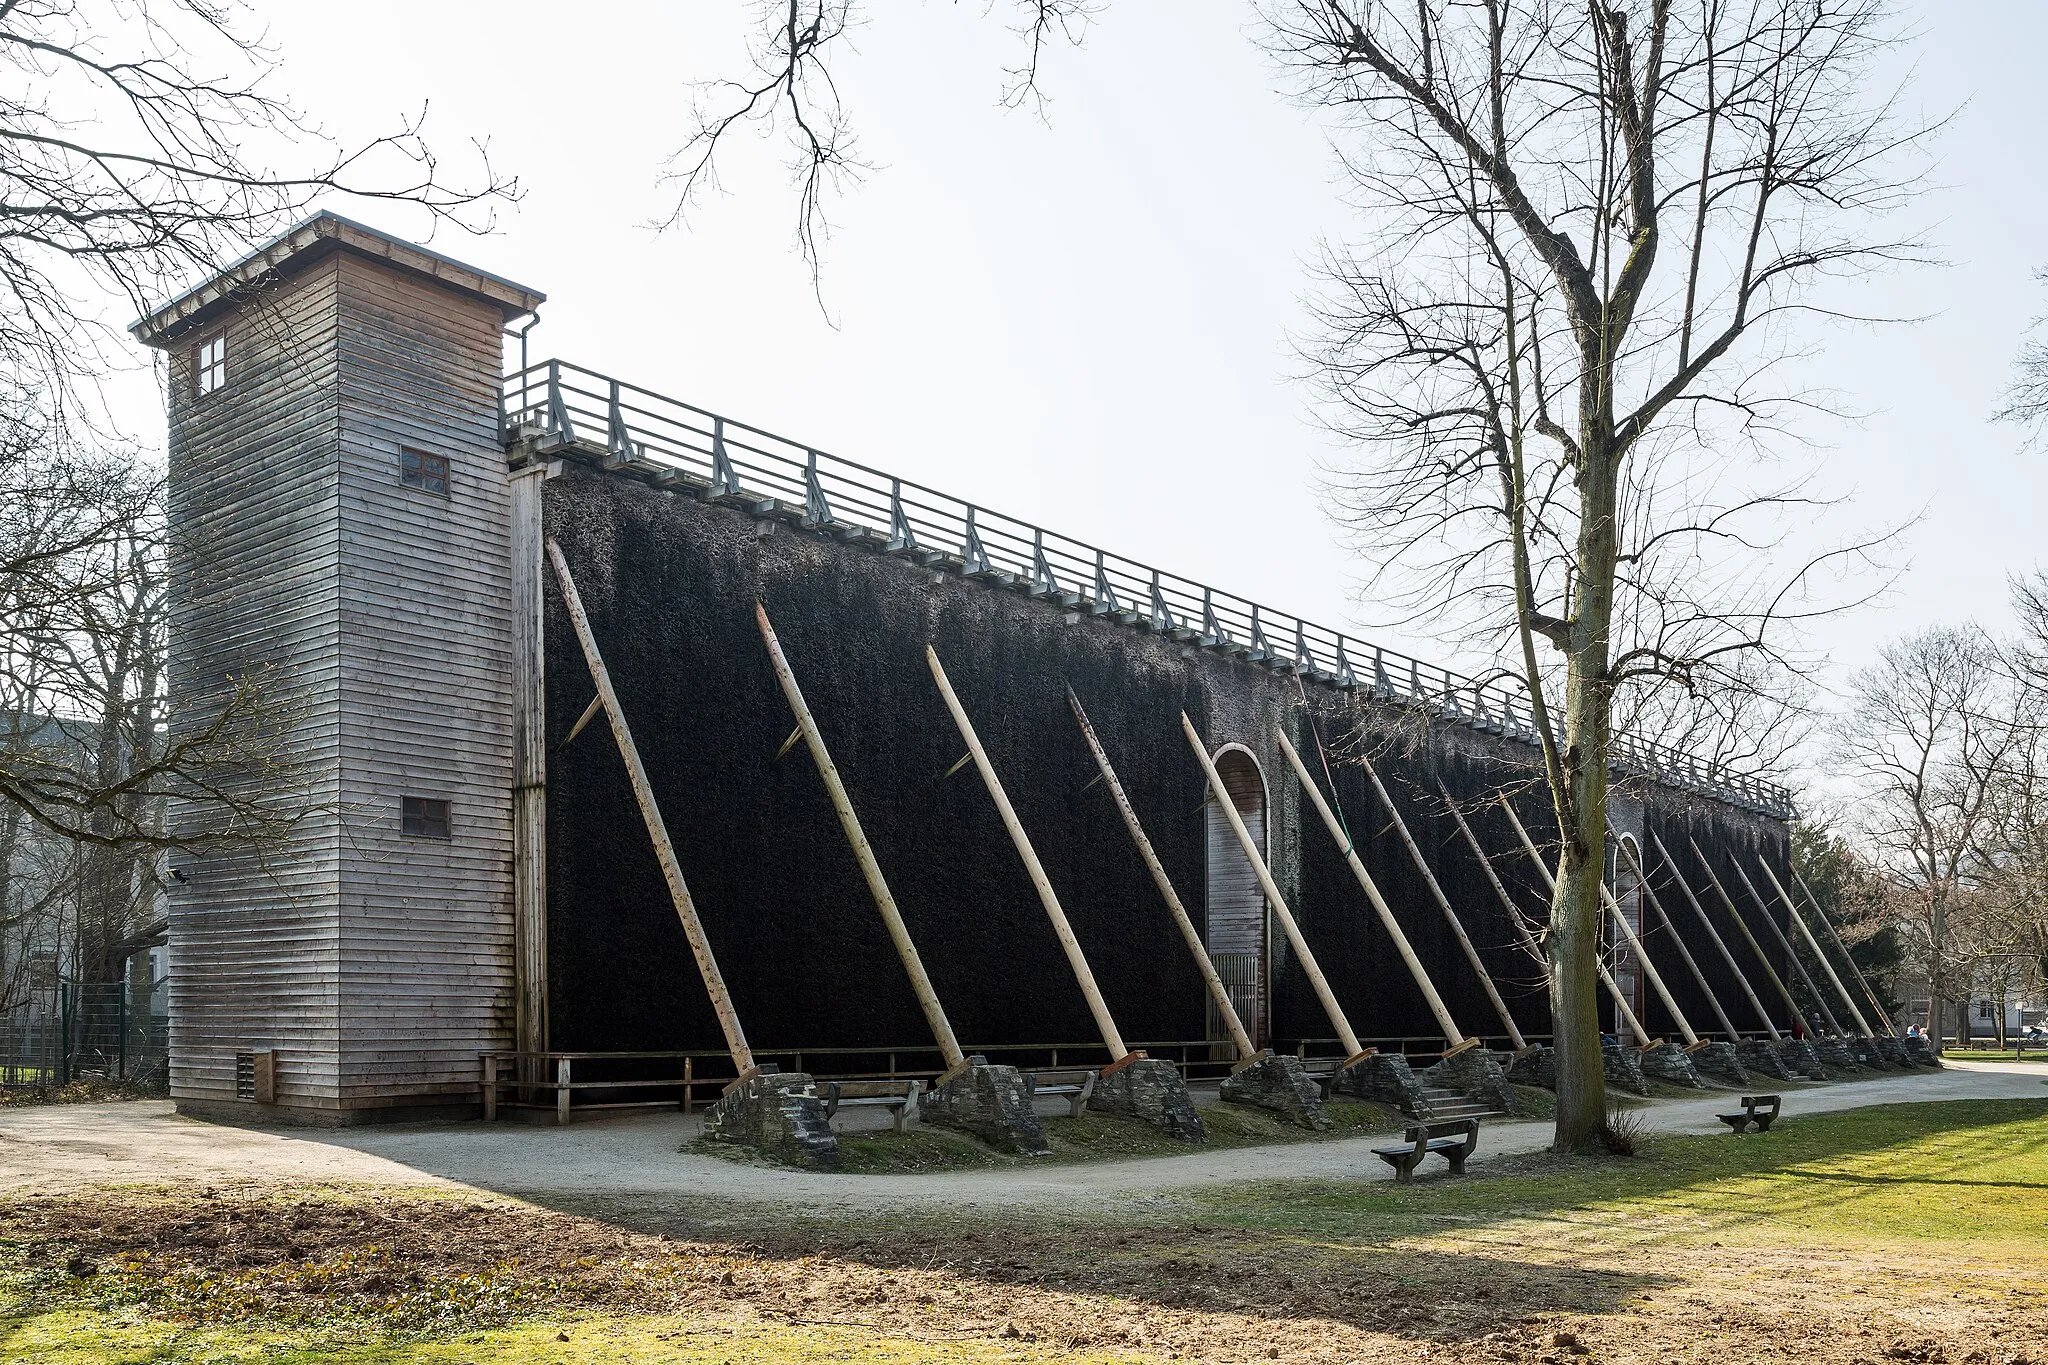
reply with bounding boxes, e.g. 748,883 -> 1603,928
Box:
1682,837 -> 1803,1035
546,540 -> 755,1075
1755,860 -> 1873,1040
758,605 -> 966,1072
1354,752 -> 1525,1049
1272,729 -> 1466,1050
1795,870 -> 1900,1036
1727,857 -> 1844,1037
1647,832 -> 1781,1040
1070,690 -> 1257,1063
1496,799 -> 1653,1048
928,646 -> 1129,1061
1615,837 -> 1741,1043
1182,716 -> 1366,1059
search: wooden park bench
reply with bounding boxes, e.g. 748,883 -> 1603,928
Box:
1372,1118 -> 1480,1184
821,1079 -> 922,1134
1025,1067 -> 1097,1119
1716,1094 -> 1781,1134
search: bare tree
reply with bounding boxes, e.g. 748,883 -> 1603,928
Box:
1835,627 -> 2015,1050
1256,0 -> 1925,1148
662,1 -> 1095,290
0,0 -> 514,409
679,1 -> 1922,1149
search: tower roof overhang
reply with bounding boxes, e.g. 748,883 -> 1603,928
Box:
131,211 -> 545,348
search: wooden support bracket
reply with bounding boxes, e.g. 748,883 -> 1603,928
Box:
1099,1050 -> 1149,1079
1441,1038 -> 1483,1060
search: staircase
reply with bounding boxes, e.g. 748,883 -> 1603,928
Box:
1419,1085 -> 1503,1122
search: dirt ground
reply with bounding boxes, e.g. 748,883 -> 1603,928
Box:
6,1184 -> 2043,1364
7,1065 -> 2046,1362
3,1062 -> 2039,1210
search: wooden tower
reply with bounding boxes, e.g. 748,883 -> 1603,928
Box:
134,215 -> 544,1122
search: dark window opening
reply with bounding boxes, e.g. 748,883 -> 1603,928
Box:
194,333 -> 226,396
401,796 -> 451,839
401,448 -> 450,494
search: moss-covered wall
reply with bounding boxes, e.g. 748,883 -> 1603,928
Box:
540,462 -> 1791,1063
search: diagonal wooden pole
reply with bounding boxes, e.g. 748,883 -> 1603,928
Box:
1649,832 -> 1781,1040
1183,716 -> 1366,1060
927,646 -> 1129,1061
1354,752 -> 1525,1048
1497,798 -> 1653,1047
1616,837 -> 1740,1042
1728,857 -> 1844,1036
1592,845 -> 1702,1048
1437,783 -> 1547,968
1795,870 -> 1900,1034
1755,859 -> 1873,1038
1686,837 -> 1804,1031
1271,729 -> 1466,1051
1070,690 -> 1256,1062
758,604 -> 965,1072
547,541 -> 754,1075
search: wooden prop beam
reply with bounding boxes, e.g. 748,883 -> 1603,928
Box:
758,605 -> 966,1072
1271,729 -> 1465,1050
1437,783 -> 1546,967
927,646 -> 1129,1061
1497,799 -> 1653,1047
1684,837 -> 1805,1032
1756,860 -> 1873,1039
1796,869 -> 1900,1035
1593,849 -> 1702,1048
1354,752 -> 1526,1048
1728,858 -> 1845,1036
1616,837 -> 1741,1042
1649,832 -> 1782,1040
1070,690 -> 1256,1062
1183,716 -> 1366,1059
546,541 -> 754,1074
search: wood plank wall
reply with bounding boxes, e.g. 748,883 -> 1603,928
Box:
163,250 -> 518,1116
332,255 -> 515,1108
164,261 -> 347,1107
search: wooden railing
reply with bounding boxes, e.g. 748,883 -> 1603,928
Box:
501,358 -> 1795,820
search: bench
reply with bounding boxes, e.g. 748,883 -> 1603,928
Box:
1025,1067 -> 1097,1118
1373,1119 -> 1479,1183
821,1079 -> 922,1134
1716,1093 -> 1781,1134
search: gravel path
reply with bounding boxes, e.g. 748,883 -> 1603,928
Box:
4,1061 -> 2041,1212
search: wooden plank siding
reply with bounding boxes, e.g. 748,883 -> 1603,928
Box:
332,255 -> 516,1108
156,242 -> 523,1118
163,261 -> 347,1109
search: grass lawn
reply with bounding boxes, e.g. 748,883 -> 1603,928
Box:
1942,1048 -> 2048,1063
4,1097 -> 2045,1364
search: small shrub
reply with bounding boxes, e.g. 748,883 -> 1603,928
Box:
1599,1101 -> 1650,1157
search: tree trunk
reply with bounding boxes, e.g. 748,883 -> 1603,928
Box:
1550,422 -> 1620,1151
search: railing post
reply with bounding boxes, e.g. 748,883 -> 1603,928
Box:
555,1056 -> 571,1126
886,478 -> 915,551
710,416 -> 739,497
606,378 -> 635,462
1091,549 -> 1119,615
481,1054 -> 497,1121
1149,569 -> 1174,632
545,360 -> 573,441
803,449 -> 833,526
683,1055 -> 693,1114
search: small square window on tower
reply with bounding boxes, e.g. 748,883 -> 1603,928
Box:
400,796 -> 452,840
400,447 -> 450,495
194,333 -> 226,396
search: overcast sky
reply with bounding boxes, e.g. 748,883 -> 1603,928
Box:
119,2 -> 2048,785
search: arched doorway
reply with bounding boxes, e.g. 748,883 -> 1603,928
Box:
1610,833 -> 1647,1030
1205,745 -> 1270,1050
